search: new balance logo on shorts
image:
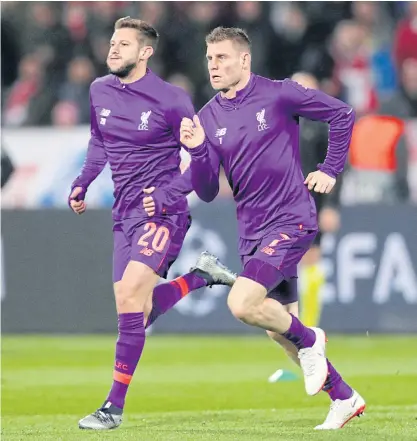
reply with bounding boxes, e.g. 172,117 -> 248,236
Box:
261,246 -> 275,256
140,247 -> 154,256
261,233 -> 291,255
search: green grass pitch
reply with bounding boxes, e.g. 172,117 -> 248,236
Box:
2,334 -> 417,440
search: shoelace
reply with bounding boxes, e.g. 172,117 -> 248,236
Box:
298,348 -> 317,376
94,410 -> 115,425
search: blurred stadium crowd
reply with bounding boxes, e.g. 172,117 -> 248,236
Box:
3,1 -> 417,123
2,1 -> 417,203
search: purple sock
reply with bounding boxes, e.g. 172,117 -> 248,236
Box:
281,314 -> 316,349
323,360 -> 353,401
106,312 -> 145,409
146,273 -> 207,328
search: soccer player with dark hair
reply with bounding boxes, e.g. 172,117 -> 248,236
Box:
70,18 -> 236,430
180,27 -> 365,430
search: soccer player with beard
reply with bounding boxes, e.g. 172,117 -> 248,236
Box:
70,18 -> 236,430
180,27 -> 366,430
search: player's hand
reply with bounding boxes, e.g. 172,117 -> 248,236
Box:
180,115 -> 205,149
304,170 -> 336,194
143,187 -> 156,216
319,206 -> 341,233
69,187 -> 87,215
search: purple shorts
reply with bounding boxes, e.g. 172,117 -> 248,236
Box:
112,214 -> 191,283
239,227 -> 317,304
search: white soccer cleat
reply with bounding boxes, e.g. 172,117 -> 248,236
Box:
298,327 -> 328,396
79,402 -> 123,430
315,390 -> 366,430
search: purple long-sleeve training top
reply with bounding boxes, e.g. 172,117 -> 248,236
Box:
188,75 -> 355,240
71,69 -> 195,221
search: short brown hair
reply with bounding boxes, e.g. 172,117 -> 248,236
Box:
206,27 -> 251,52
114,17 -> 159,50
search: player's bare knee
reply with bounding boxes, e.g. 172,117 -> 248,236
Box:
227,294 -> 259,324
114,282 -> 138,310
227,295 -> 246,320
114,278 -> 148,310
228,298 -> 266,325
228,302 -> 258,324
227,277 -> 267,324
114,261 -> 159,311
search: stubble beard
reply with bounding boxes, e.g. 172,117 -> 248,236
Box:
108,62 -> 137,78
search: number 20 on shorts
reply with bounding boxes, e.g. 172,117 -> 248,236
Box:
137,222 -> 170,252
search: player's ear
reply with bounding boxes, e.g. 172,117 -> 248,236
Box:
241,52 -> 251,70
139,46 -> 154,61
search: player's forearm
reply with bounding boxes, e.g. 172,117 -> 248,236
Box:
284,80 -> 356,178
189,141 -> 219,202
71,139 -> 107,189
318,106 -> 356,178
161,166 -> 194,204
72,165 -> 104,190
171,166 -> 194,196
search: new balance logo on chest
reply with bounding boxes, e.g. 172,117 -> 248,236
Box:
215,128 -> 227,144
256,108 -> 269,131
138,110 -> 152,131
